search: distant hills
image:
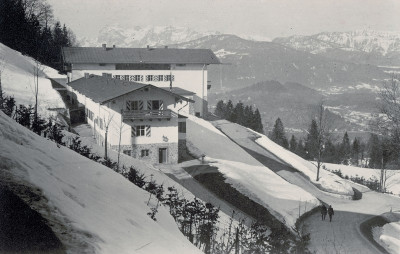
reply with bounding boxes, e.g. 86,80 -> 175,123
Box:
172,34 -> 387,92
273,30 -> 400,66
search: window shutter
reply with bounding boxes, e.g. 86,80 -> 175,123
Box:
131,126 -> 136,137
159,100 -> 163,110
146,125 -> 151,137
139,100 -> 143,110
126,101 -> 131,110
147,100 -> 152,110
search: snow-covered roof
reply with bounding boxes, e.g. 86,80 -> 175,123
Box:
62,47 -> 221,64
67,75 -> 194,104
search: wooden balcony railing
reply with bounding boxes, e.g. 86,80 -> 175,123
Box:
122,109 -> 172,121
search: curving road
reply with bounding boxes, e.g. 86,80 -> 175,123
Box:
212,120 -> 400,254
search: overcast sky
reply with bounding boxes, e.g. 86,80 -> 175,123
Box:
47,0 -> 400,40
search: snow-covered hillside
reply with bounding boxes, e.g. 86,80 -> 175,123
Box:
0,111 -> 202,254
323,163 -> 400,195
250,129 -> 354,197
0,43 -> 65,117
79,25 -> 219,47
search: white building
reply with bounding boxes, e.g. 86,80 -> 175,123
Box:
67,74 -> 194,164
62,45 -> 220,117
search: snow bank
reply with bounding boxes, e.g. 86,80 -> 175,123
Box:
186,115 -> 262,166
209,158 -> 319,227
0,112 -> 201,254
0,43 -> 65,118
252,130 -> 354,196
323,163 -> 400,195
379,220 -> 400,254
373,212 -> 400,254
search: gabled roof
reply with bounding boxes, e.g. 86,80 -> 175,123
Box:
160,87 -> 195,96
68,75 -> 194,104
62,47 -> 221,65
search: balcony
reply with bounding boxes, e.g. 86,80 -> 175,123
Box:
122,109 -> 172,121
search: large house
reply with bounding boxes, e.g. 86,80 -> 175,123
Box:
67,74 -> 194,164
62,45 -> 220,117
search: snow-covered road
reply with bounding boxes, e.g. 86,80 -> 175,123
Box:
212,120 -> 400,253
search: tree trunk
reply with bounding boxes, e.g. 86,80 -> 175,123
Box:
105,127 -> 108,160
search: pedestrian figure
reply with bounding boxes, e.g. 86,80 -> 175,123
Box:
328,205 -> 334,222
321,204 -> 327,221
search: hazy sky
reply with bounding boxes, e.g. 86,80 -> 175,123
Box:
47,0 -> 400,40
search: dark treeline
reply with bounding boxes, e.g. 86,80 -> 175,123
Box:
214,100 -> 264,133
0,0 -> 76,70
270,117 -> 400,169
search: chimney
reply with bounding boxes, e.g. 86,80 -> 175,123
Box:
102,44 -> 106,50
113,45 -> 116,48
164,46 -> 168,49
84,73 -> 89,79
147,45 -> 150,50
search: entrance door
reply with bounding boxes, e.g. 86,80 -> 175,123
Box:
159,148 -> 167,163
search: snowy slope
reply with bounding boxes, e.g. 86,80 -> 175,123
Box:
251,130 -> 354,197
186,115 -> 319,227
323,163 -> 400,195
0,111 -> 201,254
0,43 -> 65,117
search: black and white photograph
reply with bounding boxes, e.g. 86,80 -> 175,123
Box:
1,0 -> 400,253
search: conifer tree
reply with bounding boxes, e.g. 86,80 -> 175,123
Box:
289,135 -> 297,153
270,118 -> 288,149
214,100 -> 226,118
368,134 -> 381,168
352,138 -> 360,165
339,132 -> 351,164
305,119 -> 319,160
225,100 -> 234,121
252,108 -> 264,133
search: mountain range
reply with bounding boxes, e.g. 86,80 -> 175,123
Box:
78,25 -> 220,48
273,30 -> 400,66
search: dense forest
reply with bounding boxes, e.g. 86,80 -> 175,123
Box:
0,0 -> 76,71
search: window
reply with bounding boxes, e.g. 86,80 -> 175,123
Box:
129,75 -> 143,82
178,122 -> 186,133
137,125 -> 146,136
126,100 -> 143,110
164,75 -> 175,82
99,118 -> 103,130
86,109 -> 94,121
141,149 -> 149,157
153,75 -> 163,82
146,75 -> 154,82
147,100 -> 163,110
123,150 -> 131,156
132,125 -> 150,137
99,63 -> 106,66
176,64 -> 186,67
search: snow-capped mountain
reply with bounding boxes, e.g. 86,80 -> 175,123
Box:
78,25 -> 220,47
273,30 -> 400,65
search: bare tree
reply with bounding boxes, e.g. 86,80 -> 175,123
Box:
372,74 -> 400,191
103,113 -> 115,160
33,59 -> 44,121
0,56 -> 5,110
309,101 -> 335,181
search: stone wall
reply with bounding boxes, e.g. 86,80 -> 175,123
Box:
178,139 -> 188,161
111,143 -> 178,164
